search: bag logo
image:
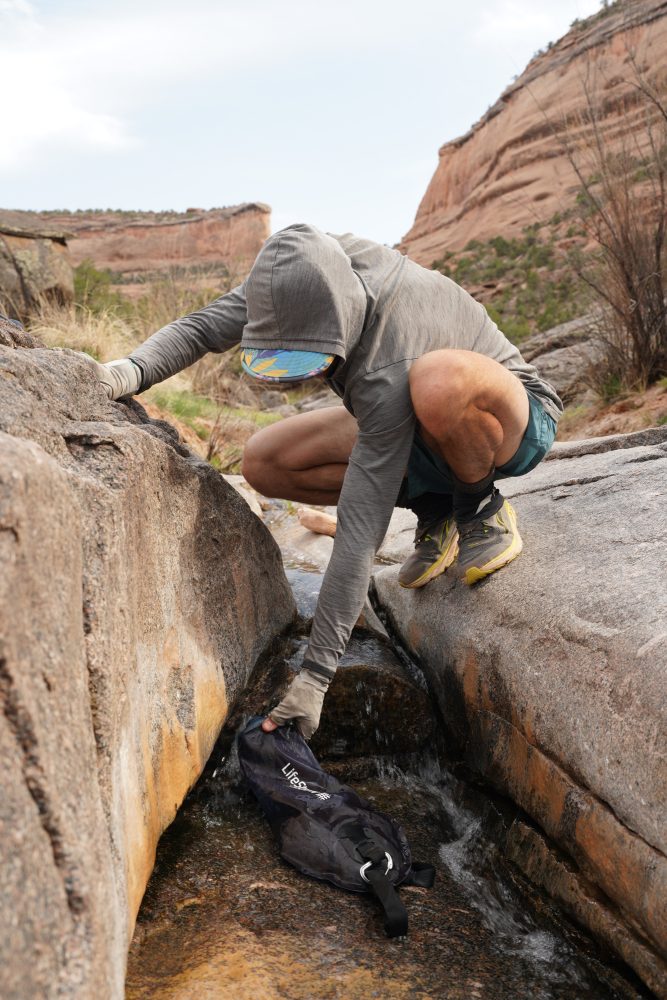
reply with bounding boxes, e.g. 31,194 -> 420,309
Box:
282,763 -> 330,799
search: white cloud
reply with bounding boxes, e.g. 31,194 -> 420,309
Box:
0,1 -> 133,168
0,0 -> 442,172
0,0 -> 34,13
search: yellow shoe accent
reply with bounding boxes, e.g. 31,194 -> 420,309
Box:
462,501 -> 523,586
399,534 -> 459,589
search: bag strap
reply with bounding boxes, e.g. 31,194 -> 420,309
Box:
364,868 -> 409,938
402,861 -> 436,889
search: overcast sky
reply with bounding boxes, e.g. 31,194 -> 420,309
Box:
1,0 -> 602,245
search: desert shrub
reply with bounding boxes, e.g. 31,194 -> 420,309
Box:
557,54 -> 667,393
73,260 -> 127,316
432,227 -> 585,342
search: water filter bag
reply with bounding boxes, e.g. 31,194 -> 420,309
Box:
237,717 -> 435,936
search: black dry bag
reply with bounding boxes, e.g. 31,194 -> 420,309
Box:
237,717 -> 435,938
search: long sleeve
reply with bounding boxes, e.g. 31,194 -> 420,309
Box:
129,281 -> 247,388
303,362 -> 416,676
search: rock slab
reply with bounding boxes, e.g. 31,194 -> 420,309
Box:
372,428 -> 667,997
0,320 -> 295,999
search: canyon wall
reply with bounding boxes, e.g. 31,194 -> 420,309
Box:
400,0 -> 667,266
0,202 -> 271,290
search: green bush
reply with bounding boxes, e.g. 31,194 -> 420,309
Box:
74,260 -> 127,316
431,224 -> 587,343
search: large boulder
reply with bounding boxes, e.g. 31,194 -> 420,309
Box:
0,226 -> 74,320
0,319 -> 295,999
519,315 -> 602,404
372,427 -> 667,997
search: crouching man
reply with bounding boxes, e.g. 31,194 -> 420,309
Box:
91,224 -> 562,739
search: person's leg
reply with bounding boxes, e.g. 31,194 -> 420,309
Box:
408,349 -> 530,584
242,405 -> 358,504
408,349 -> 529,484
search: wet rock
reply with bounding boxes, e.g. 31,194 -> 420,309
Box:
272,570 -> 437,762
506,822 -> 667,999
0,334 -> 295,998
125,761 -> 642,1000
311,626 -> 438,761
372,427 -> 667,994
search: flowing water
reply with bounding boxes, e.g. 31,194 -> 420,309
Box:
125,568 -> 648,1000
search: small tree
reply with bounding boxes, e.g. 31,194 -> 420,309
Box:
561,53 -> 667,394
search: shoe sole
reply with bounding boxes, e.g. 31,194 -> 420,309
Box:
399,532 -> 459,589
463,502 -> 523,586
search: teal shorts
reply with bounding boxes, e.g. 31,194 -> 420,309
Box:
405,391 -> 557,500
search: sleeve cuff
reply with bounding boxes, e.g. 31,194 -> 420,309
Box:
302,658 -> 336,682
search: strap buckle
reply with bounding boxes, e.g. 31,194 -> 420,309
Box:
359,852 -> 393,883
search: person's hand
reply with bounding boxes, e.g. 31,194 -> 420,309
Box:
79,355 -> 142,401
261,668 -> 330,740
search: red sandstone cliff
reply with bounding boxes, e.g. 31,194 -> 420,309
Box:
400,0 -> 667,265
0,203 -> 271,290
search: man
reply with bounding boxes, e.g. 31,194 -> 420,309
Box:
92,224 -> 561,740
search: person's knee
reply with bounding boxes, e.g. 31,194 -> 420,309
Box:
410,350 -> 474,432
242,428 -> 277,495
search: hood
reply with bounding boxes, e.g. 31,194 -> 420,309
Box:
241,224 -> 367,362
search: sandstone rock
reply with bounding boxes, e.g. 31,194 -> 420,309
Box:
520,314 -> 595,363
372,427 -> 667,993
0,225 -> 74,321
296,506 -> 337,537
506,822 -> 667,999
258,388 -> 288,409
221,473 -> 263,517
0,319 -> 295,998
0,204 -> 271,287
518,315 -> 605,404
266,505 -> 335,573
297,386 -> 344,411
548,424 -> 667,459
526,340 -> 604,404
401,1 -> 667,263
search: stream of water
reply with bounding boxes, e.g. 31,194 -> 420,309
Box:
125,568 -> 648,1000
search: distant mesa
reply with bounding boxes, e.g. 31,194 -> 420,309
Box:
0,203 -> 272,313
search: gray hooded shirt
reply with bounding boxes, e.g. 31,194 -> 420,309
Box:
131,224 -> 563,679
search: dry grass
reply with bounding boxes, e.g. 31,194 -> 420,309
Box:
29,300 -> 142,361
25,291 -> 285,474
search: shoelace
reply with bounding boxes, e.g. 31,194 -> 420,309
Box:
459,520 -> 491,543
414,516 -> 452,545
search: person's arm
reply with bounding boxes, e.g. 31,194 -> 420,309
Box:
129,281 -> 247,390
266,363 -> 416,737
87,282 -> 249,399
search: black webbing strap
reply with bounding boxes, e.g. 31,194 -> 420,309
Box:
402,861 -> 436,889
364,868 -> 409,938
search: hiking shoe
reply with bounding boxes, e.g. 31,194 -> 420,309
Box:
398,515 -> 459,589
456,498 -> 523,585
